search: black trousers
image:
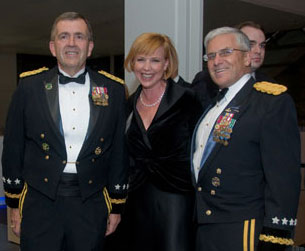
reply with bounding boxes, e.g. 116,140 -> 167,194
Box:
20,175 -> 108,251
196,218 -> 263,251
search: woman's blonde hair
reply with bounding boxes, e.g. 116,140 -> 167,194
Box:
124,33 -> 178,79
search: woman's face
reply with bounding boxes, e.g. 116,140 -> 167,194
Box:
133,46 -> 169,89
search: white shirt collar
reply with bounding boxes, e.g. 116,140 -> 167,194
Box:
224,73 -> 251,102
58,67 -> 86,78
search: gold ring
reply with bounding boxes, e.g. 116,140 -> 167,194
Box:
10,225 -> 15,228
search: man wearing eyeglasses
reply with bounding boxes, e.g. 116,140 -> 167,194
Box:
191,21 -> 275,109
192,27 -> 300,251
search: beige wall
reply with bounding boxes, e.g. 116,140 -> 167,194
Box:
0,53 -> 17,134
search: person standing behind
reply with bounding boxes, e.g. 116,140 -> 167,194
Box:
123,32 -> 201,251
236,21 -> 274,82
2,12 -> 128,251
190,69 -> 218,109
192,27 -> 300,251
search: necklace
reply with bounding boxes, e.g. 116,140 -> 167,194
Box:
140,89 -> 165,107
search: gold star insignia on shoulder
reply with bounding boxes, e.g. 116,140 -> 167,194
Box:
98,70 -> 125,85
19,67 -> 49,78
253,81 -> 287,95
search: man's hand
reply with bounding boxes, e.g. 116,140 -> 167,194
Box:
105,213 -> 121,236
10,207 -> 21,237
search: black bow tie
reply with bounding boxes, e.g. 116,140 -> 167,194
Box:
58,70 -> 87,84
216,88 -> 228,102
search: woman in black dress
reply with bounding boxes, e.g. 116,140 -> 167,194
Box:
123,33 -> 202,251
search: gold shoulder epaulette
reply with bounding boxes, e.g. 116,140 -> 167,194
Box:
19,67 -> 49,78
98,70 -> 125,85
253,81 -> 287,95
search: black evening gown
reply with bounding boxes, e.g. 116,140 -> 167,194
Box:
123,79 -> 202,251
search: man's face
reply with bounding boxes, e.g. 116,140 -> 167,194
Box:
49,19 -> 94,76
207,33 -> 251,89
241,26 -> 266,71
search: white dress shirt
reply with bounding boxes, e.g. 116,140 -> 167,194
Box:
193,74 -> 251,181
58,68 -> 90,173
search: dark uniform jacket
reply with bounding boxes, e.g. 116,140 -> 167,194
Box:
191,77 -> 300,234
191,69 -> 276,109
2,66 -> 129,213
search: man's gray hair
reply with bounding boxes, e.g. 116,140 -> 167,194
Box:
50,12 -> 93,41
204,27 -> 250,51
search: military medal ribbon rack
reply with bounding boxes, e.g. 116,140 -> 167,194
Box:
213,109 -> 237,146
92,87 -> 109,106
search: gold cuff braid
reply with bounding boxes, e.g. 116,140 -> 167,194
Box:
4,191 -> 21,199
110,198 -> 126,204
259,234 -> 294,246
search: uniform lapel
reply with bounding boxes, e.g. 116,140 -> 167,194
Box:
78,69 -> 103,156
86,70 -> 101,138
197,78 -> 255,179
190,102 -> 214,182
42,67 -> 65,145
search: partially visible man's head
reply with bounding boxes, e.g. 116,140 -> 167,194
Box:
49,12 -> 94,76
204,27 -> 251,89
236,21 -> 266,71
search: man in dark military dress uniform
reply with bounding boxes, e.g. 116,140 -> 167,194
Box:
191,21 -> 274,109
192,27 -> 300,251
2,12 -> 128,251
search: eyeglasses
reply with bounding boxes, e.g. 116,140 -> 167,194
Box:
203,48 -> 248,62
249,40 -> 267,49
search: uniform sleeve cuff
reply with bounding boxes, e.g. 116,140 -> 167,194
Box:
259,227 -> 294,246
5,196 -> 20,208
109,194 -> 126,214
110,202 -> 125,214
103,187 -> 126,214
